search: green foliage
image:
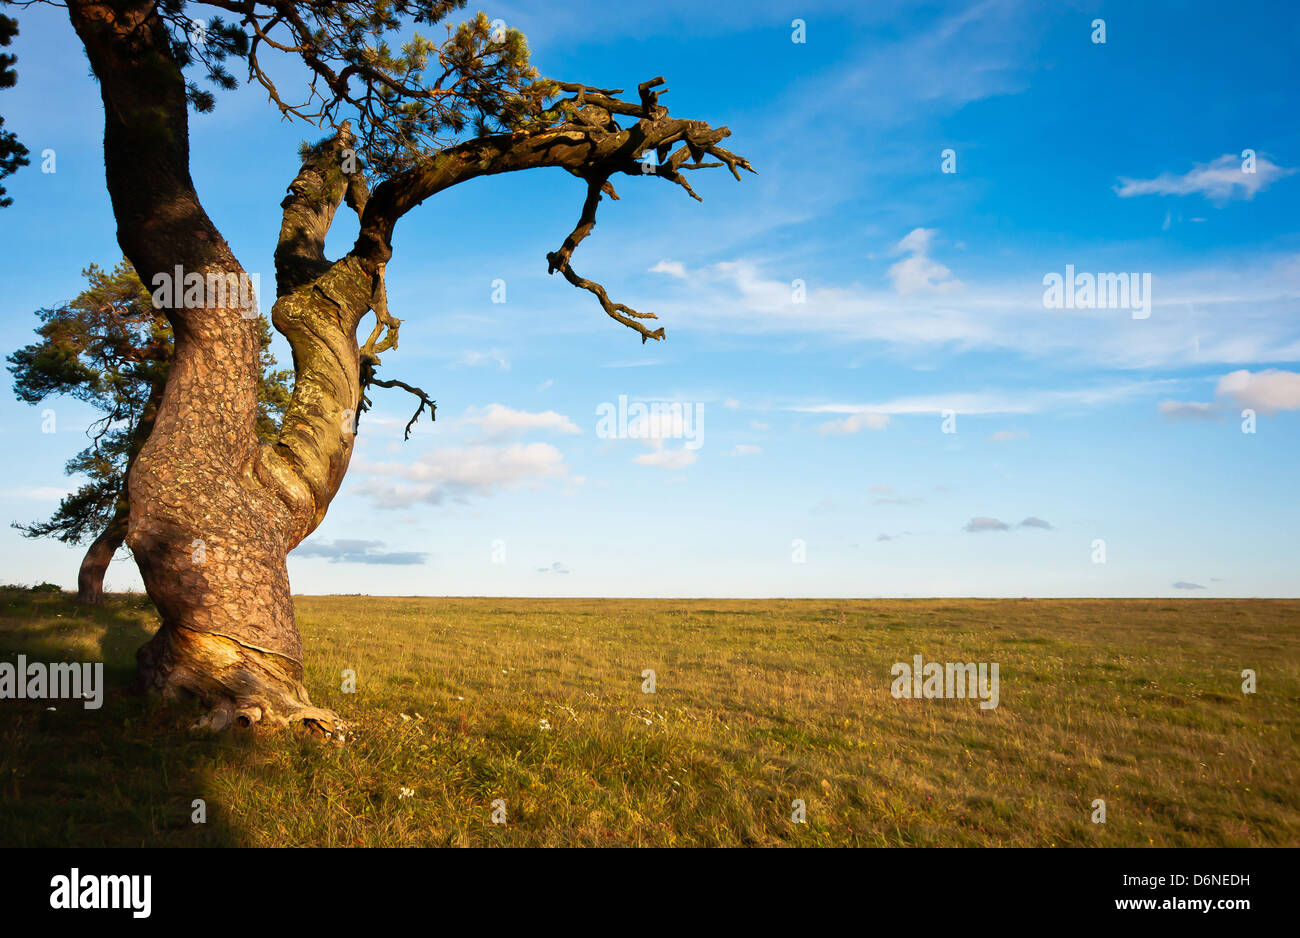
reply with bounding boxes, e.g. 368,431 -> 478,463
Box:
0,13 -> 31,208
7,260 -> 293,545
153,1 -> 562,175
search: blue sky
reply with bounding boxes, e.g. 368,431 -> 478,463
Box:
1,0 -> 1297,597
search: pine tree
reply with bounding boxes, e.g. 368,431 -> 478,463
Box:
27,0 -> 752,732
8,260 -> 292,603
0,13 -> 30,207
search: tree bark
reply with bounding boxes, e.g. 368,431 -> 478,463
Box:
63,2 -> 749,736
76,508 -> 125,605
67,0 -> 341,734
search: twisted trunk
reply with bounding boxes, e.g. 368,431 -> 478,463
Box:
63,1 -> 749,735
67,0 -> 367,733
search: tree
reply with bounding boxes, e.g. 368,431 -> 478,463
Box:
32,0 -> 751,734
7,260 -> 292,604
0,12 -> 30,206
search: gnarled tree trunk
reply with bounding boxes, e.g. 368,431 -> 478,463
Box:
67,0 -> 356,733
64,0 -> 749,735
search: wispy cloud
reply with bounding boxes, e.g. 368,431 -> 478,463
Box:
794,381 -> 1178,419
453,349 -> 511,370
1158,400 -> 1217,421
646,253 -> 1300,369
817,413 -> 891,434
1116,154 -> 1295,202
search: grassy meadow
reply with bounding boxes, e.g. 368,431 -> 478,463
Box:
1,586 -> 1297,847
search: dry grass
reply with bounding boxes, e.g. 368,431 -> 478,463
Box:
1,588 -> 1297,846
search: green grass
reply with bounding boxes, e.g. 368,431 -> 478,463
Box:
1,587 -> 1297,846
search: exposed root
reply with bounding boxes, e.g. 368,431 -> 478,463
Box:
137,624 -> 345,743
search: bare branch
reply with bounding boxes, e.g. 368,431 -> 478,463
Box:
358,361 -> 435,441
354,77 -> 754,343
359,262 -> 400,361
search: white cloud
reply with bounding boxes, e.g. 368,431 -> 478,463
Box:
352,442 -> 566,507
462,403 -> 579,437
644,253 -> 1300,370
888,227 -> 961,295
1158,369 -> 1300,420
1116,154 -> 1295,202
817,413 -> 891,434
626,406 -> 700,443
601,400 -> 705,470
894,227 -> 935,255
731,444 -> 761,456
293,539 -> 427,565
649,260 -> 687,279
990,429 -> 1029,441
789,0 -> 1034,131
795,381 -> 1175,420
1215,369 -> 1300,414
455,349 -> 511,370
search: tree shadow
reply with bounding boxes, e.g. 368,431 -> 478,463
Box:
0,587 -> 249,847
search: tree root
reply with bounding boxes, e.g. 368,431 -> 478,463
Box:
137,624 -> 345,743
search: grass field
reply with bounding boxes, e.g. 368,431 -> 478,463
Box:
1,586 -> 1297,847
